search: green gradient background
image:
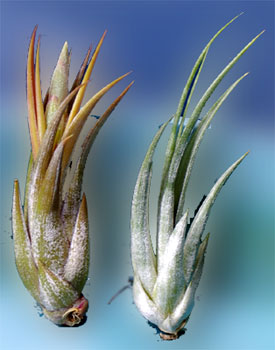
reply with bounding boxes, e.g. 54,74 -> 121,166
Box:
0,1 -> 274,349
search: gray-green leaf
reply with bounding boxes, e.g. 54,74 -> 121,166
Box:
183,152 -> 248,283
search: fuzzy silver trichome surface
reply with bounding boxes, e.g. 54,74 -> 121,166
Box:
130,14 -> 263,340
12,27 -> 132,326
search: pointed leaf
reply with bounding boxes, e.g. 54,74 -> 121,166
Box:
70,45 -> 92,91
68,45 -> 92,111
27,25 -> 39,159
131,118 -> 171,293
36,140 -> 64,215
162,30 -> 263,222
62,81 -> 133,238
28,84 -> 85,221
38,260 -> 79,311
35,36 -> 46,141
12,180 -> 40,301
31,141 -> 71,275
78,80 -> 134,165
62,71 -> 131,170
45,42 -> 70,124
157,14 -> 243,228
133,275 -> 163,327
67,31 -> 107,126
175,73 -> 249,222
153,210 -> 188,315
174,31 -> 264,177
64,194 -> 89,293
171,233 -> 209,329
183,152 -> 248,283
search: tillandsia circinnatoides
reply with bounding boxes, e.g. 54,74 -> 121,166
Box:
12,26 -> 133,326
131,14 -> 263,340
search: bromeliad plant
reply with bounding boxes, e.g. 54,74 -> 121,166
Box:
12,27 -> 132,326
131,15 -> 263,340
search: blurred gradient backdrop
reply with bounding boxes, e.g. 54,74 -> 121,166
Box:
0,1 -> 274,349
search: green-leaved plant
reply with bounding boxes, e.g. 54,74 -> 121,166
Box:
12,27 -> 132,326
131,15 -> 263,340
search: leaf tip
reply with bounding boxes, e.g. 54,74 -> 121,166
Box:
123,80 -> 134,94
80,193 -> 88,217
81,193 -> 87,206
238,150 -> 250,163
120,71 -> 133,81
32,25 -> 38,35
13,179 -> 19,195
229,12 -> 244,24
256,29 -> 266,39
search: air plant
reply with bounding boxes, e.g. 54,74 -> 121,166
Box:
131,15 -> 263,340
12,26 -> 133,326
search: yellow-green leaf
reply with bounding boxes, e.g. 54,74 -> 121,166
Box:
12,180 -> 40,301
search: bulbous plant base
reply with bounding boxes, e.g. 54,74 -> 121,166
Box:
149,316 -> 189,341
42,295 -> 89,326
159,331 -> 182,341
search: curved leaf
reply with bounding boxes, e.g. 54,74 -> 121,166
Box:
64,194 -> 89,293
62,81 -> 133,239
153,210 -> 188,315
67,30 -> 107,126
45,42 -> 70,124
61,71 -> 131,169
133,275 -> 163,327
172,31 -> 263,186
38,260 -> 79,311
157,14 -> 243,230
31,141 -> 70,275
35,36 -> 46,141
171,233 -> 209,329
12,180 -> 40,301
131,118 -> 171,293
183,152 -> 248,283
175,73 -> 249,222
27,26 -> 39,158
28,84 -> 84,223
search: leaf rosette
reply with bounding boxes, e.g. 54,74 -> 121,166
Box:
131,15 -> 263,339
12,27 -> 133,326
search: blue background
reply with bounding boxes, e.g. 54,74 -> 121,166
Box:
0,1 -> 274,349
